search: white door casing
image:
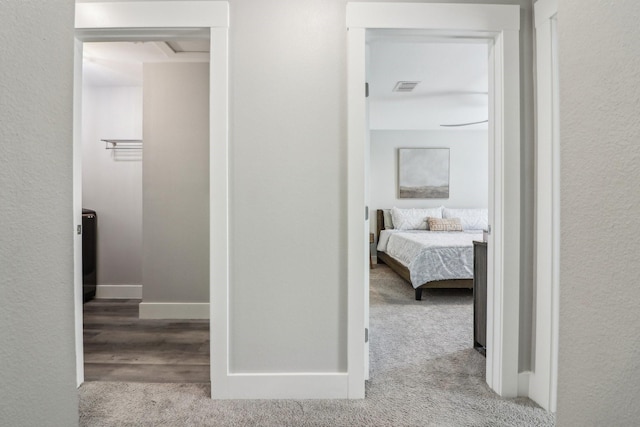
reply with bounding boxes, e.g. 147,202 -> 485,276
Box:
73,37 -> 84,387
531,0 -> 559,412
73,1 -> 229,398
348,26 -> 368,397
347,3 -> 521,398
364,62 -> 371,381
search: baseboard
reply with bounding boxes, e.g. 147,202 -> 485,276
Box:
139,302 -> 209,319
96,284 -> 142,299
211,373 -> 349,399
518,371 -> 531,397
528,370 -> 554,411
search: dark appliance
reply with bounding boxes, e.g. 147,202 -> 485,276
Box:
82,208 -> 97,302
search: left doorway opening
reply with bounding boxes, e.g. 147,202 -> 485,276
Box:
77,38 -> 211,384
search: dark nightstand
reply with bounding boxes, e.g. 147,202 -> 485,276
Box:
369,233 -> 375,269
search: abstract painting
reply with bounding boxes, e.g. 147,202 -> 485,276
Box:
398,148 -> 450,198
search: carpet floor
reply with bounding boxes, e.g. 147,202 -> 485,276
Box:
79,265 -> 555,426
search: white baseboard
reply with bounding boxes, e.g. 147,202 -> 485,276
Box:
96,284 -> 142,299
518,371 -> 531,397
528,370 -> 555,411
139,302 -> 209,319
212,373 -> 349,399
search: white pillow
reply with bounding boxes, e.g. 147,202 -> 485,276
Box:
442,208 -> 488,231
382,209 -> 394,230
391,207 -> 443,231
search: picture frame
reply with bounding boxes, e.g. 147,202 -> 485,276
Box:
398,148 -> 450,199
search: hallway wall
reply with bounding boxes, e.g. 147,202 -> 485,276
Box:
0,1 -> 79,425
557,0 -> 640,424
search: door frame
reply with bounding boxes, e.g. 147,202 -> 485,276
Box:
346,3 -> 522,398
73,1 -> 230,398
531,0 -> 559,411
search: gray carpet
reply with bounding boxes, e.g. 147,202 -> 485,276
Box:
79,265 -> 555,426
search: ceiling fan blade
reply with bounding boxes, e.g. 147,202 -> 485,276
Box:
440,119 -> 488,127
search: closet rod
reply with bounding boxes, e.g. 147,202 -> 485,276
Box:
101,139 -> 143,150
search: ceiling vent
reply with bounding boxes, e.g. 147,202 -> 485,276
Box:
393,81 -> 420,92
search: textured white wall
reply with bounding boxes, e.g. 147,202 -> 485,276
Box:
369,130 -> 488,230
0,1 -> 79,425
142,63 -> 209,303
82,86 -> 143,288
557,1 -> 640,424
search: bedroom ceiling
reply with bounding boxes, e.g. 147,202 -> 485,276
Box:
367,36 -> 488,130
83,41 -> 209,86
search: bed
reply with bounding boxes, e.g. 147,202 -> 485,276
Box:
376,209 -> 484,300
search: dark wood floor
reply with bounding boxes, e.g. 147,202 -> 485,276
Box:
83,299 -> 210,383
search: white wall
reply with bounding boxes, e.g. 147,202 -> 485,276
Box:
142,62 -> 209,303
0,1 -> 78,425
557,1 -> 640,424
228,0 -> 534,375
370,130 -> 488,233
229,0 -> 348,373
82,85 -> 143,290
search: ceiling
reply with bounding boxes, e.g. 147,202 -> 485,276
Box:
84,37 -> 488,130
368,37 -> 488,130
83,41 -> 209,86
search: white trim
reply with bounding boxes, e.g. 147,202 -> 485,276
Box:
73,1 -> 230,398
95,284 -> 142,299
530,0 -> 559,412
75,1 -> 228,29
550,14 -> 560,412
518,371 -> 531,397
219,373 -> 348,399
209,25 -> 231,399
347,2 -> 521,398
347,26 -> 367,398
139,302 -> 210,319
346,3 -> 519,31
486,28 -> 521,398
73,38 -> 84,389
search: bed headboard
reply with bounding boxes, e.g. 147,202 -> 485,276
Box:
376,209 -> 385,240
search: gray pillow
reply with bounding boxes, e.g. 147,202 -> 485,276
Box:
383,209 -> 394,230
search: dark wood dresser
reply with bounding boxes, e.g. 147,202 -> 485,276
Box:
473,241 -> 487,356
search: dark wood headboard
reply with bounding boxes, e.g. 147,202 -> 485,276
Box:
376,209 -> 385,240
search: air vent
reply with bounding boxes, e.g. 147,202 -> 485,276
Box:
393,81 -> 420,92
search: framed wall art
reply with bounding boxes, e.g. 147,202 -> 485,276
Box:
398,148 -> 450,199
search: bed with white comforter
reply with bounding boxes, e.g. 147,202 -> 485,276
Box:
375,207 -> 487,300
377,229 -> 483,289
